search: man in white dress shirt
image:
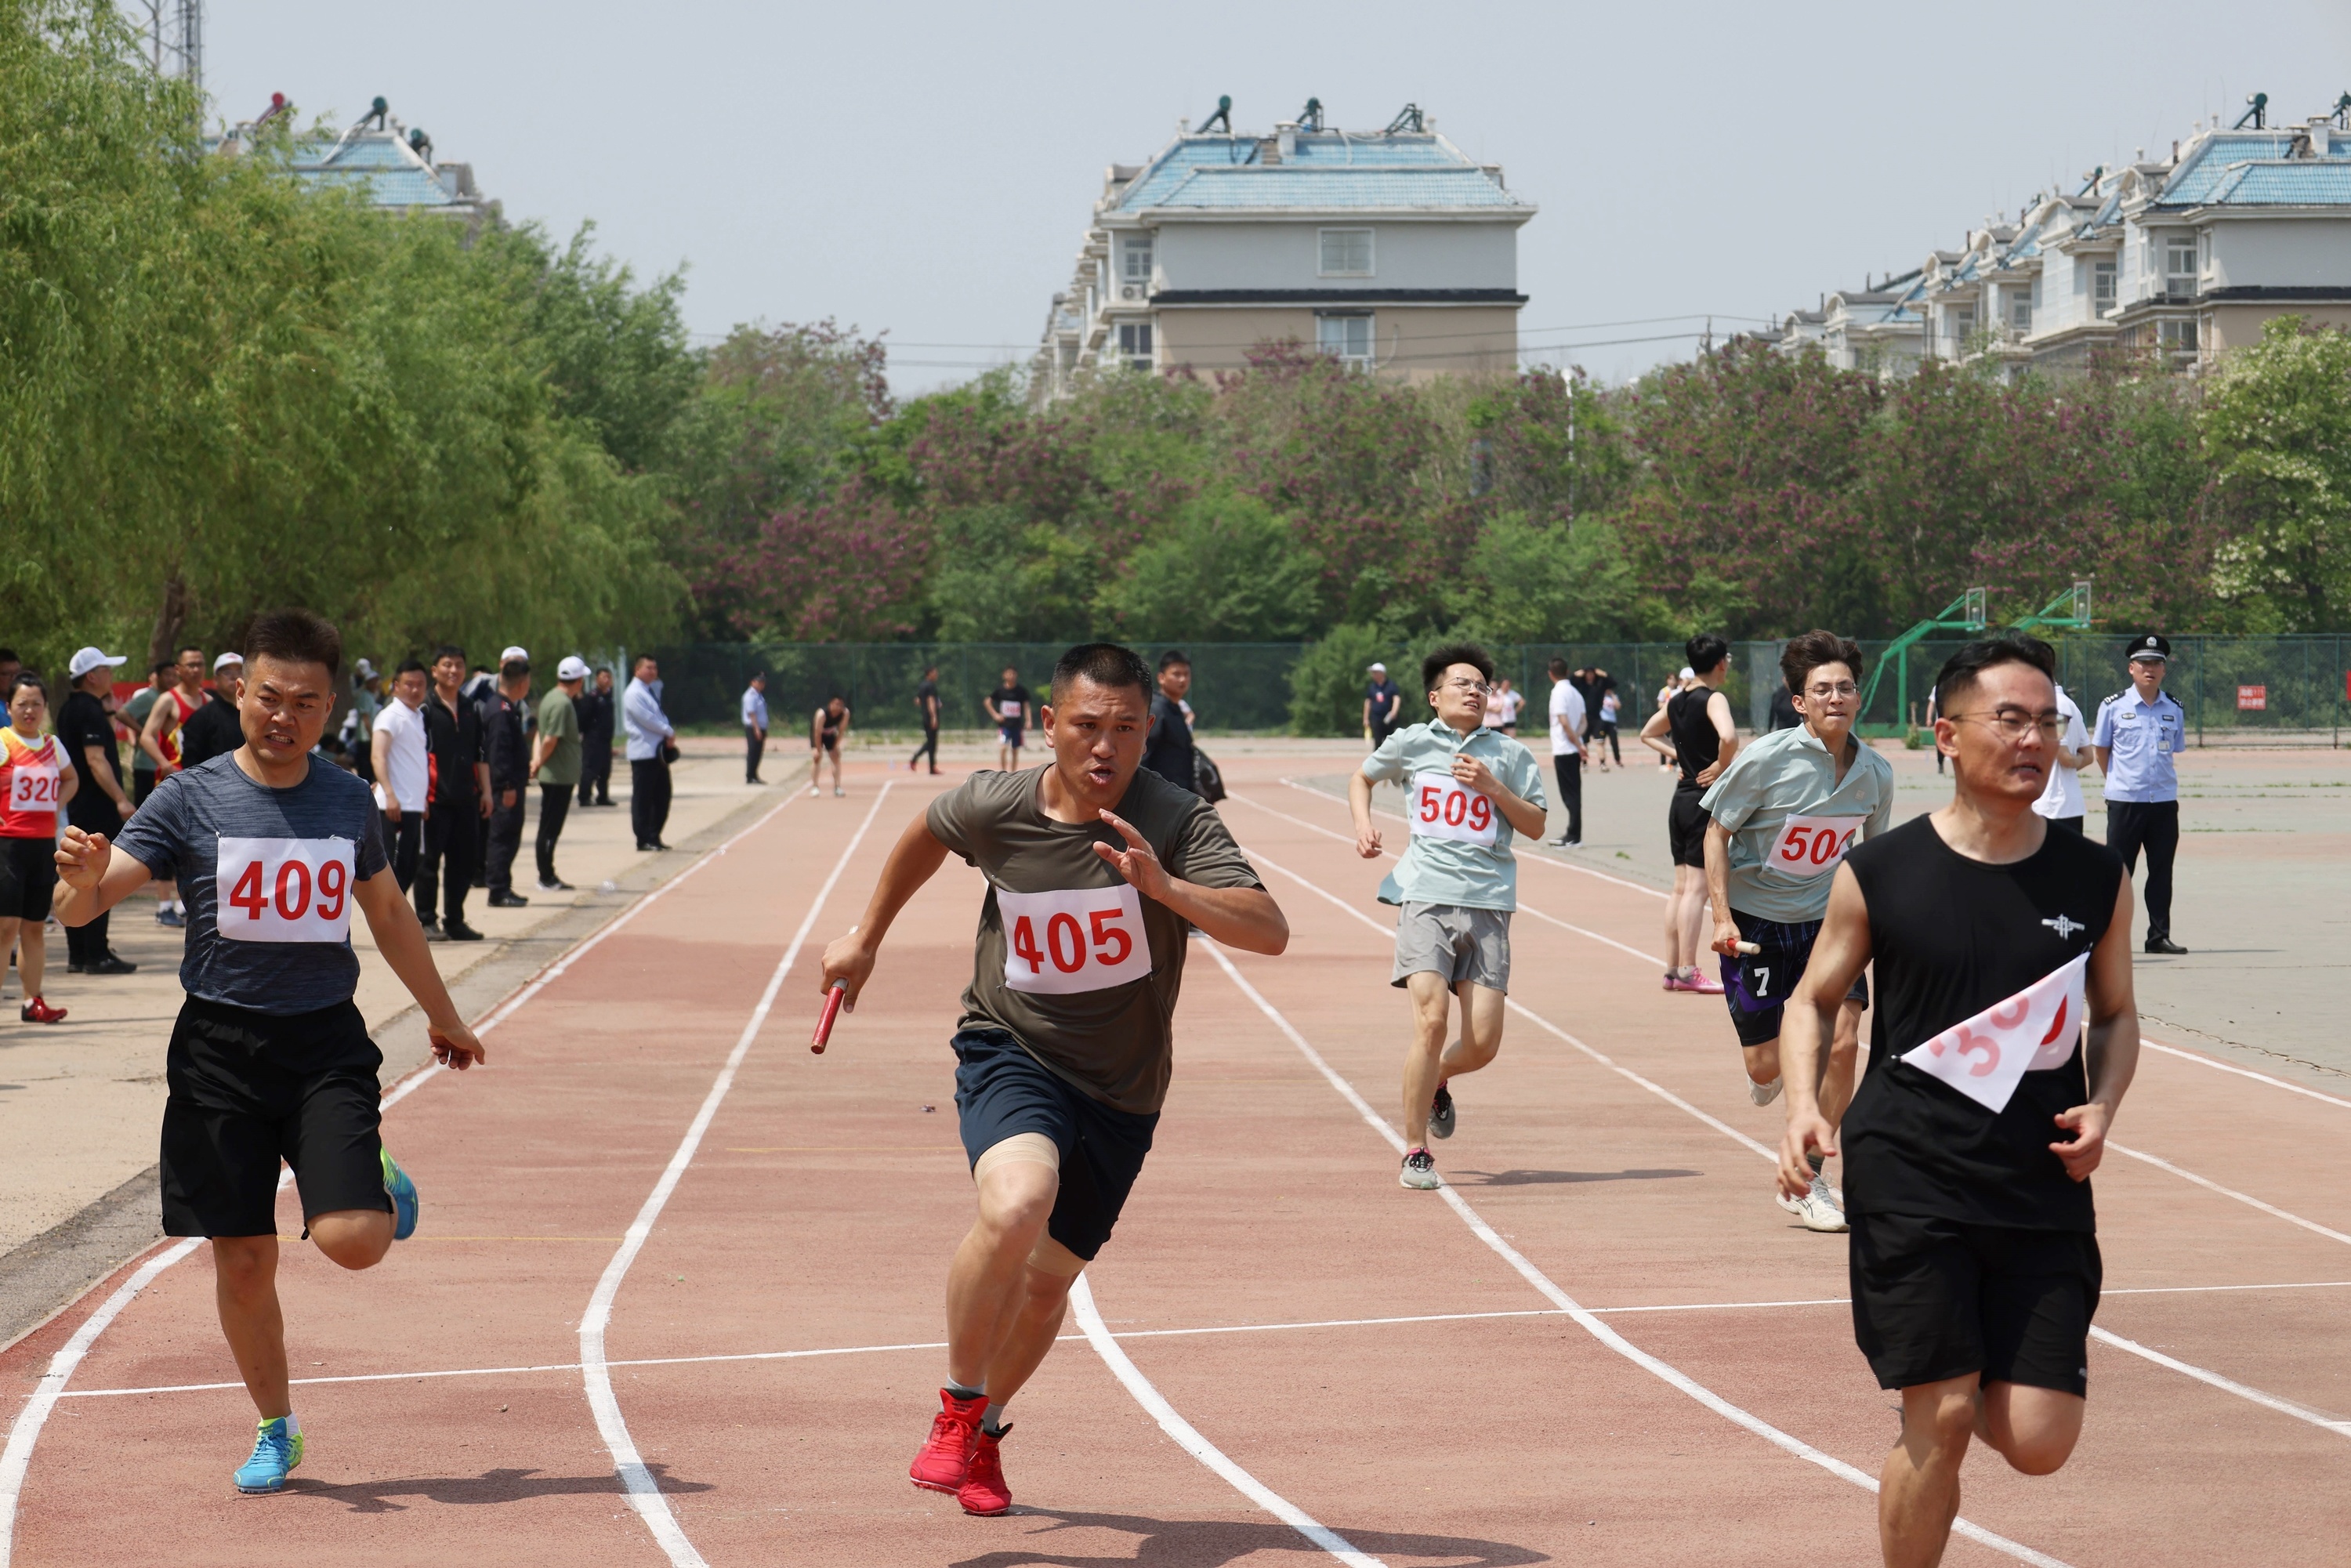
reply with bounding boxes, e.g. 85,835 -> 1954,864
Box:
624,655 -> 676,852
742,672 -> 770,785
370,660 -> 432,892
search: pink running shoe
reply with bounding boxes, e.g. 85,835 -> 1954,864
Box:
1689,969 -> 1726,994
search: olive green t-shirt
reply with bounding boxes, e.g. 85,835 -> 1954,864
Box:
926,765 -> 1264,1114
535,690 -> 581,786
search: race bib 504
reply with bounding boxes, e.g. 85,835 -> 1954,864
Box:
1900,953 -> 2088,1114
998,883 -> 1151,995
1767,813 -> 1863,878
1410,770 -> 1498,846
216,835 -> 357,943
8,761 -> 60,812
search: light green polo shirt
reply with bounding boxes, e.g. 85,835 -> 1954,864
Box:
1362,719 -> 1547,912
1699,723 -> 1895,923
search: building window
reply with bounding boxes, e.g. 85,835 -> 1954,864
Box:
2093,260 -> 2117,312
2009,289 -> 2032,334
1117,320 -> 1154,371
2164,237 -> 2197,299
2158,317 -> 2199,353
1120,234 -> 1154,285
1319,227 -> 1374,277
1316,312 -> 1374,365
1949,305 -> 1976,346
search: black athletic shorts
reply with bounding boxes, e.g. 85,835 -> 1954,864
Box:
1849,1211 -> 2101,1398
161,996 -> 392,1237
1718,908 -> 1869,1048
951,1027 -> 1157,1262
1667,788 -> 1710,868
0,835 -> 57,921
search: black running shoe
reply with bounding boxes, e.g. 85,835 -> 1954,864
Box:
1429,1083 -> 1457,1140
2144,935 -> 2188,955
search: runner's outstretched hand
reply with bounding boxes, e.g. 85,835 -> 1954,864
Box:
1093,810 -> 1170,901
2049,1101 -> 2112,1181
54,826 -> 110,889
429,1017 -> 487,1070
1777,1110 -> 1836,1200
820,928 -> 875,1011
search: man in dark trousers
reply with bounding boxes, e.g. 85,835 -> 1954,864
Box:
911,665 -> 943,775
480,652 -> 533,908
2094,634 -> 2189,954
578,667 -> 616,807
58,646 -> 136,974
417,644 -> 489,941
1139,650 -> 1197,795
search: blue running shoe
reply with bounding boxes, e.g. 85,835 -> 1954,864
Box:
381,1148 -> 418,1241
234,1417 -> 303,1494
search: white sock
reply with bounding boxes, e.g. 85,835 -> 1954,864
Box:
276,1412 -> 300,1436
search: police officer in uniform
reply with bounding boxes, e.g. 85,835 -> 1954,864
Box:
2093,633 -> 2188,954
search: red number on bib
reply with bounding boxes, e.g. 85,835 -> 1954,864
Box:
1444,790 -> 1467,827
274,859 -> 312,920
1780,827 -> 1810,862
1812,827 -> 1841,866
1046,911 -> 1085,973
227,859 -> 267,922
1011,915 -> 1045,975
315,859 -> 348,922
1469,795 -> 1492,832
1089,907 -> 1132,966
1418,784 -> 1441,823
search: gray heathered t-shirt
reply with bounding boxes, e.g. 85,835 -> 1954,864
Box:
927,765 -> 1263,1115
114,752 -> 390,1016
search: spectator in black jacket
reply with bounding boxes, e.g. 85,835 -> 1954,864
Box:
480,653 -> 534,907
577,667 -> 616,807
175,654 -> 245,770
1139,649 -> 1198,795
418,643 -> 489,940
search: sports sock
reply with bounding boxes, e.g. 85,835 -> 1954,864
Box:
277,1412 -> 300,1437
945,1379 -> 984,1402
982,1400 -> 1008,1435
1806,1150 -> 1826,1176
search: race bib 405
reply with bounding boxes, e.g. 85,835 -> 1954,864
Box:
1410,770 -> 1498,846
1900,953 -> 2088,1114
998,883 -> 1152,995
1768,813 -> 1863,878
217,836 -> 357,943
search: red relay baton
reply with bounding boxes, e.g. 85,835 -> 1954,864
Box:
813,980 -> 848,1055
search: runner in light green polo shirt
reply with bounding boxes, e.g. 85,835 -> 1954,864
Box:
1349,643 -> 1547,1192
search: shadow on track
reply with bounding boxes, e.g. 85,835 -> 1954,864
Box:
951,1507 -> 1549,1567
284,1461 -> 712,1513
1450,1168 -> 1699,1187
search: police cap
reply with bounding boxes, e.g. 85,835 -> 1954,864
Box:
2127,632 -> 2171,663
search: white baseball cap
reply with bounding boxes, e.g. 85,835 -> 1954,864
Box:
1367,661 -> 1387,673
1678,666 -> 1695,680
498,645 -> 529,665
68,646 -> 129,679
556,655 -> 589,682
214,651 -> 245,672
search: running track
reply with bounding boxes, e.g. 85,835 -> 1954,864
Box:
3,755 -> 2346,1566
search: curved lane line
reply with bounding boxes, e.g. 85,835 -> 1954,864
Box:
0,791 -> 805,1568
2087,1327 -> 2351,1439
2139,1040 -> 2351,1112
580,784 -> 892,1568
1070,1276 -> 1386,1566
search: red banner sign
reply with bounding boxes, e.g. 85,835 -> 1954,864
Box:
2237,685 -> 2266,712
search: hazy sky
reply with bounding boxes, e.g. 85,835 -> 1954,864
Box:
207,1 -> 2351,392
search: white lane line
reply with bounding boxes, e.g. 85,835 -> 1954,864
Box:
2106,1143 -> 2351,1248
2088,1327 -> 2351,1438
580,783 -> 892,1568
2141,1038 -> 2351,1112
1268,778 -> 1670,900
0,795 -> 806,1567
1197,941 -> 2069,1568
1070,1275 -> 1385,1567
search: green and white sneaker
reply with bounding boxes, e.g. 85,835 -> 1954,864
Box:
381,1148 -> 418,1241
234,1416 -> 303,1494
1399,1148 -> 1441,1190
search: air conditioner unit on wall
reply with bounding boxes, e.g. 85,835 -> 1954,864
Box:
1121,284 -> 1141,300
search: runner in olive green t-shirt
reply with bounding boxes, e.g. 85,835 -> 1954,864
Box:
820,643 -> 1289,1518
528,660 -> 588,890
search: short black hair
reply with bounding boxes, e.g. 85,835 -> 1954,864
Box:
1933,634 -> 2056,713
245,608 -> 342,678
1547,657 -> 1570,679
178,644 -> 203,660
1422,641 -> 1494,694
1685,634 -> 1728,676
1780,629 -> 1864,693
434,643 -> 465,664
395,657 -> 429,679
0,648 -> 17,664
1157,649 -> 1190,672
1049,642 -> 1150,706
502,657 -> 530,679
152,658 -> 178,678
11,671 -> 45,697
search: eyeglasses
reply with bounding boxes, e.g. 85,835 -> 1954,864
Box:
1440,679 -> 1492,697
1947,708 -> 2063,741
1803,682 -> 1860,700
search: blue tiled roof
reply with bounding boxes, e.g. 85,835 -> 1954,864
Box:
2157,129 -> 2351,205
284,130 -> 453,208
2199,160 -> 2351,205
1115,132 -> 1524,212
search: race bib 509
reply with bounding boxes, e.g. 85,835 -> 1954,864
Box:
216,835 -> 357,943
998,883 -> 1151,995
1410,770 -> 1498,847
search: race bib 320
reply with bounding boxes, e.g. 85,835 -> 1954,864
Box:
1410,770 -> 1498,847
1900,953 -> 2089,1114
8,760 -> 59,812
1767,813 -> 1864,878
216,836 -> 357,943
998,883 -> 1151,995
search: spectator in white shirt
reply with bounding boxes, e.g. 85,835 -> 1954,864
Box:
742,673 -> 770,785
1546,657 -> 1590,846
2032,683 -> 2092,835
371,659 -> 432,891
624,655 -> 676,851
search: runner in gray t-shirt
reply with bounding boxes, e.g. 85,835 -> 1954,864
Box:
55,610 -> 485,1497
820,642 -> 1288,1519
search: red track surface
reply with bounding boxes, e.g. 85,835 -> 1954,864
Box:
5,756 -> 2346,1566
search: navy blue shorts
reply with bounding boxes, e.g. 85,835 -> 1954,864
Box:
1718,908 -> 1868,1048
952,1027 -> 1157,1262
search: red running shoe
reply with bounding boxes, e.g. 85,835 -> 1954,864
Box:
20,996 -> 65,1024
910,1389 -> 986,1494
959,1425 -> 1012,1515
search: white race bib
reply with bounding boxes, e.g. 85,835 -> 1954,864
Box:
9,760 -> 60,812
999,701 -> 1023,722
216,836 -> 357,943
1900,953 -> 2088,1114
1409,770 -> 1499,846
998,883 -> 1151,994
1766,813 -> 1864,878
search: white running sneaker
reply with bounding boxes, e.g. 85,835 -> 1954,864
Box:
1748,1076 -> 1783,1107
1399,1148 -> 1441,1190
1793,1180 -> 1849,1233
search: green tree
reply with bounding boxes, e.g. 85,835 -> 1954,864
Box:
2201,317 -> 2351,631
1101,487 -> 1317,641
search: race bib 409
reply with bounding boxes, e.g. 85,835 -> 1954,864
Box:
217,835 -> 357,943
998,883 -> 1152,995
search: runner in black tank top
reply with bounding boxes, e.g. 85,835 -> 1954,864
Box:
1639,637 -> 1737,992
1666,685 -> 1723,789
1773,635 -> 2139,1568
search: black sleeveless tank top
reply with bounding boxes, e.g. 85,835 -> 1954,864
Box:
1840,815 -> 2124,1231
1666,686 -> 1722,791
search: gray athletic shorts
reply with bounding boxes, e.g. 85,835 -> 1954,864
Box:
1390,902 -> 1512,992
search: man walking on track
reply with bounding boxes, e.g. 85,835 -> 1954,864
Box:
1778,633 -> 2138,1568
625,655 -> 676,852
911,664 -> 943,775
1363,661 -> 1402,748
54,608 -> 487,1496
741,672 -> 769,784
1545,657 -> 1588,846
810,694 -> 852,797
984,667 -> 1031,772
2095,634 -> 2187,954
1641,636 -> 1737,993
1350,643 -> 1547,1191
819,642 -> 1288,1519
1700,630 -> 1894,1233
531,657 -> 588,891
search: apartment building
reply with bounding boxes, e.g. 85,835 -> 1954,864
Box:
1032,101 -> 1534,400
216,95 -> 498,229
